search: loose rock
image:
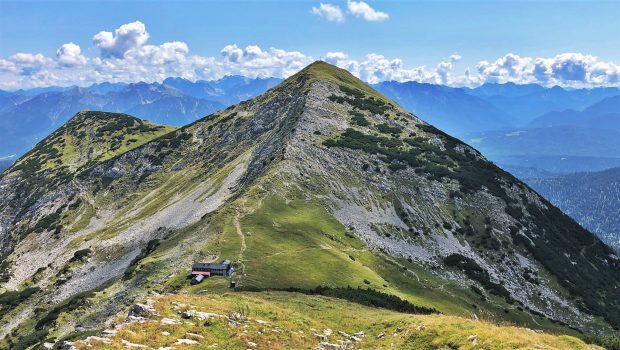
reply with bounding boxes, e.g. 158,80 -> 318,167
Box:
175,338 -> 200,345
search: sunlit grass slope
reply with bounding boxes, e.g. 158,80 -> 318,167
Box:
74,291 -> 602,350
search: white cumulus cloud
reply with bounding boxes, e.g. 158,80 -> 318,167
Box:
219,44 -> 312,78
1,21 -> 619,90
476,53 -> 533,84
93,21 -> 150,58
56,42 -> 87,67
0,53 -> 50,76
474,53 -> 620,87
311,3 -> 345,23
347,0 -> 389,22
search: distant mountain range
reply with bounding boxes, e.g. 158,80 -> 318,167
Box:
0,159 -> 12,173
374,81 -> 620,136
465,83 -> 620,127
162,76 -> 282,105
526,167 -> 620,252
372,81 -> 514,134
465,123 -> 620,174
2,77 -> 619,176
529,95 -> 620,130
0,76 -> 282,159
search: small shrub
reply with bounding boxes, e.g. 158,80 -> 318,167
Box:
69,249 -> 91,263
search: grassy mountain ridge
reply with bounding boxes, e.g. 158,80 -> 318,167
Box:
0,61 -> 618,349
70,291 -> 603,350
0,111 -> 176,259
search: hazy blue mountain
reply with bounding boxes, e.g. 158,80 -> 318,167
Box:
498,155 -> 620,175
0,78 -> 279,159
468,126 -> 620,158
466,82 -> 547,98
126,95 -> 224,125
528,109 -> 582,128
0,90 -> 31,113
11,85 -> 74,96
527,167 -> 620,252
373,81 -> 514,136
468,126 -> 620,174
0,159 -> 13,173
99,82 -> 225,123
529,95 -> 620,129
500,165 -> 559,179
85,81 -> 129,94
0,84 -> 223,158
163,75 -> 282,105
466,83 -> 620,126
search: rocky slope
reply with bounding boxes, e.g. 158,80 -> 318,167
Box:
0,61 -> 619,349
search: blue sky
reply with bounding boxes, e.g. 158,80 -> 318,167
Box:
0,0 -> 619,89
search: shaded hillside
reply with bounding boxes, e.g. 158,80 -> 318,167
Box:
1,62 -> 618,349
528,167 -> 620,252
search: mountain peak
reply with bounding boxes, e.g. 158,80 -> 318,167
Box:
10,110 -> 175,176
295,60 -> 362,85
280,61 -> 398,108
67,109 -> 126,123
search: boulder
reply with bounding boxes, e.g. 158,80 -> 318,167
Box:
84,336 -> 112,345
101,329 -> 118,337
175,338 -> 200,345
160,317 -> 182,325
60,342 -> 77,350
121,339 -> 148,348
127,303 -> 155,321
318,342 -> 347,350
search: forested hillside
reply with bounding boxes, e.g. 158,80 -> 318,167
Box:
528,167 -> 620,252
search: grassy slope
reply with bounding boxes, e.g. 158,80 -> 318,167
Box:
186,177 -> 586,337
73,291 -> 601,350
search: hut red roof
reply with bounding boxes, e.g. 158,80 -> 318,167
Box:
191,271 -> 211,276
